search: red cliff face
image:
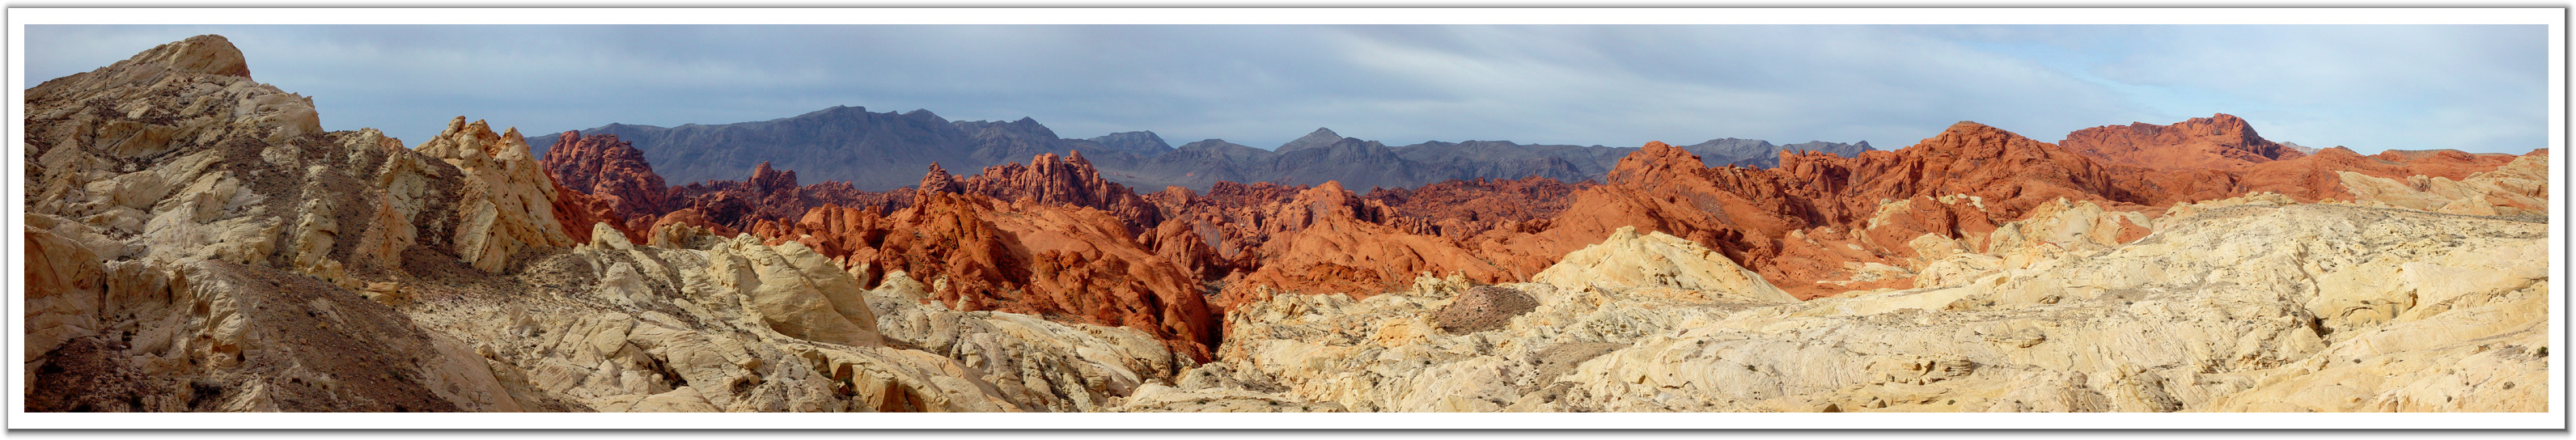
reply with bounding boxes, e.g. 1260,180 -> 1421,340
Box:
2061,113 -> 2307,171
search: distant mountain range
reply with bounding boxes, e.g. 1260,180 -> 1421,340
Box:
542,105 -> 1873,192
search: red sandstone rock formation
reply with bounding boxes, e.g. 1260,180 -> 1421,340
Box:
2061,113 -> 2307,171
1363,176 -> 1590,240
1144,181 -> 1315,276
958,150 -> 1163,230
538,132 -> 671,240
918,162 -> 963,194
1526,123 -> 2171,299
666,162 -> 913,231
1523,119 -> 2524,299
540,132 -> 672,217
1780,121 -> 2152,222
1522,142 -> 1879,299
754,193 -> 1218,360
533,114 -> 2534,354
549,181 -> 633,243
1160,181 -> 1551,310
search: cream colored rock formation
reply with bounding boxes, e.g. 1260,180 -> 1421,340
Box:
866,271 -> 1188,412
1532,226 -> 1795,303
414,117 -> 577,273
1904,198 -> 2154,290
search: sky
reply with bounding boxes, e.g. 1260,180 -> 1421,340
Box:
23,24 -> 2550,154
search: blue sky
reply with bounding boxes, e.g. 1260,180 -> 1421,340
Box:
24,24 -> 2548,154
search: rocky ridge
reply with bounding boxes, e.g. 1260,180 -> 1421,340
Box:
24,36 -> 1198,413
563,112 -> 1874,191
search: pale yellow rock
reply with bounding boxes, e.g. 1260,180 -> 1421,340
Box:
1983,198 -> 2151,270
2205,281 -> 2547,412
24,226 -> 105,360
1532,226 -> 1795,303
2162,192 -> 2297,221
422,333 -> 528,412
866,277 -> 1184,412
415,116 -> 574,273
706,236 -> 882,347
351,194 -> 414,268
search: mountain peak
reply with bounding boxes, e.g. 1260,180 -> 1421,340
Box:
1907,121 -> 2043,157
2174,112 -> 2261,142
1279,128 -> 1349,152
1179,139 -> 1252,151
1087,131 -> 1173,156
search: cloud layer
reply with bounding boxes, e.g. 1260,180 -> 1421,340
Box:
25,24 -> 2547,154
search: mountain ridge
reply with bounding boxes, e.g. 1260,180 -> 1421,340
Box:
543,106 -> 1876,192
